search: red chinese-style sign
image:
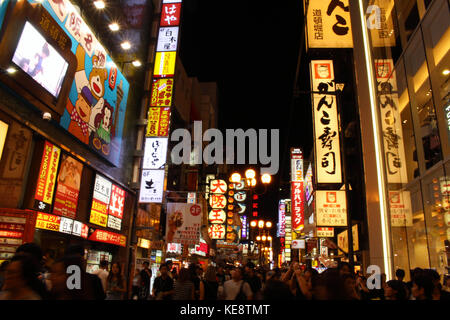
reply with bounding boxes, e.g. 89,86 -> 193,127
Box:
210,179 -> 227,194
109,185 -> 125,219
208,224 -> 225,240
160,3 -> 182,26
209,194 -> 226,209
150,78 -> 174,107
0,210 -> 37,253
146,107 -> 171,137
208,209 -> 226,224
291,181 -> 304,231
88,229 -> 127,247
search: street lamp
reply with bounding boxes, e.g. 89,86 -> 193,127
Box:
250,220 -> 257,228
231,173 -> 241,183
258,220 -> 265,229
245,169 -> 256,180
265,221 -> 272,229
261,174 -> 271,184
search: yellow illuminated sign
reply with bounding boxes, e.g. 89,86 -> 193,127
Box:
153,52 -> 176,77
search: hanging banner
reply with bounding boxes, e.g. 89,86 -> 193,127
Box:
305,0 -> 353,48
34,141 -> 61,212
375,59 -> 408,184
146,107 -> 171,137
139,169 -> 165,203
291,181 -> 304,232
310,60 -> 342,184
52,155 -> 83,219
278,200 -> 286,237
143,137 -> 168,169
166,203 -> 202,246
389,190 -> 413,227
316,190 -> 347,226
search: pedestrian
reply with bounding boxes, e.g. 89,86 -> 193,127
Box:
131,269 -> 141,300
290,265 -> 312,300
342,274 -> 361,300
105,262 -> 126,300
166,260 -> 174,279
0,254 -> 43,300
384,280 -> 407,300
92,260 -> 109,293
312,268 -> 348,300
337,262 -> 352,277
263,278 -> 294,300
64,244 -> 105,300
424,269 -> 450,300
199,266 -> 219,300
188,263 -> 201,300
244,262 -> 262,299
443,275 -> 450,293
216,266 -> 226,285
395,269 -> 405,282
152,264 -> 174,300
173,268 -> 195,300
139,261 -> 152,300
222,267 -> 253,300
0,260 -> 9,290
411,274 -> 434,300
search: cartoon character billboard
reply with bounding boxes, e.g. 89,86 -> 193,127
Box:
26,0 -> 130,166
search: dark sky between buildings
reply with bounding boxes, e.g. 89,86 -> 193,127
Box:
179,0 -> 307,223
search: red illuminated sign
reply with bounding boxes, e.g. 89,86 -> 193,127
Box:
160,3 -> 182,26
291,181 -> 304,231
88,229 -> 126,247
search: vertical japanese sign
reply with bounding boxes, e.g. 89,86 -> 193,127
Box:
277,200 -> 286,237
143,137 -> 168,169
89,174 -> 112,227
375,59 -> 408,184
166,203 -> 201,246
52,155 -> 83,219
315,190 -> 347,226
34,141 -> 61,213
284,202 -> 292,262
141,0 -> 183,204
305,0 -> 353,48
367,0 -> 396,48
389,190 -> 413,227
310,60 -> 342,184
207,179 -> 228,241
291,148 -> 304,232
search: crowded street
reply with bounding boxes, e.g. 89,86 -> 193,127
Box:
0,0 -> 449,311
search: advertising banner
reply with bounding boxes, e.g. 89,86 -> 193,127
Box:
139,169 -> 165,203
36,212 -> 61,232
316,190 -> 347,226
291,181 -> 304,232
153,52 -> 176,78
52,154 -> 83,219
88,228 -> 126,247
389,190 -> 413,227
34,141 -> 61,212
146,107 -> 171,137
143,137 -> 168,169
166,203 -> 202,246
150,78 -> 174,107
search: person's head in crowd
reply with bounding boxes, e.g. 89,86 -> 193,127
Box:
142,261 -> 149,270
314,268 -> 348,300
231,267 -> 244,281
384,280 -> 407,300
99,260 -> 108,270
204,266 -> 217,283
245,261 -> 255,276
15,243 -> 44,270
412,274 -> 434,300
395,269 -> 405,282
338,262 -> 351,276
342,273 -> 359,300
159,263 -> 169,277
410,267 -> 423,281
3,254 -> 44,299
166,260 -> 173,271
263,279 -> 294,300
196,266 -> 204,277
177,268 -> 190,283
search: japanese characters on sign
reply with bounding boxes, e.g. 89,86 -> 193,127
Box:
310,60 -> 342,184
291,149 -> 304,182
150,79 -> 174,107
210,179 -> 227,194
88,229 -> 126,247
316,190 -> 347,226
143,137 -> 168,169
108,185 -> 125,219
34,141 -> 61,213
317,227 -> 334,237
53,155 -> 83,219
160,2 -> 182,26
375,59 -> 408,184
153,52 -> 177,78
157,27 -> 179,52
337,224 -> 359,252
36,212 -> 61,232
291,181 -> 305,232
146,107 -> 171,137
305,0 -> 353,48
278,200 -> 286,237
166,203 -> 201,246
367,0 -> 396,48
240,215 -> 247,239
208,209 -> 226,224
139,169 -> 165,203
208,224 -> 225,240
389,190 -> 413,227
305,163 -> 314,203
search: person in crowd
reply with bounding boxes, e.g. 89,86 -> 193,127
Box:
188,263 -> 201,300
200,266 -> 219,300
173,268 -> 195,300
64,244 -> 105,300
152,264 -> 174,300
424,268 -> 450,300
43,249 -> 55,272
0,260 -> 9,290
342,274 -> 361,300
290,265 -> 313,300
369,273 -> 386,300
105,262 -> 126,300
166,260 -> 174,279
355,273 -> 371,300
93,260 -> 109,293
263,278 -> 294,300
443,275 -> 450,293
406,267 -> 423,295
171,267 -> 178,280
196,265 -> 204,280
244,262 -> 262,300
216,266 -> 226,285
139,261 -> 152,300
222,267 -> 253,300
411,273 -> 434,300
384,280 -> 407,300
131,269 -> 141,300
395,269 -> 405,282
0,254 -> 43,300
337,262 -> 352,277
313,268 -> 349,300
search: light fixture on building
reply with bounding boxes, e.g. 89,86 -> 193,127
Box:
132,60 -> 142,67
109,22 -> 120,32
245,169 -> 256,180
121,41 -> 131,50
230,173 -> 241,183
442,69 -> 450,76
265,221 -> 272,228
6,67 -> 16,74
261,173 -> 271,184
93,0 -> 105,9
250,220 -> 257,228
258,220 -> 264,229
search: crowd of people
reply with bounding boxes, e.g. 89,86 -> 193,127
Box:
0,242 -> 449,300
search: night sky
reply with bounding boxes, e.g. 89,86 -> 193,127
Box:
179,0 -> 309,225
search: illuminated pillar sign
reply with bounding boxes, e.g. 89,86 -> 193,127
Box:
284,199 -> 292,262
290,148 -> 304,232
140,0 -> 183,203
277,200 -> 286,237
310,60 -> 342,184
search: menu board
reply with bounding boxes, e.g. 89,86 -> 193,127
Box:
0,210 -> 36,260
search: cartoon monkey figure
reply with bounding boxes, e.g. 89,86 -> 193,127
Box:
66,86 -> 94,144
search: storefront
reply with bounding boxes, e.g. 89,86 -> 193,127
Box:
352,0 -> 450,279
0,0 -> 136,280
